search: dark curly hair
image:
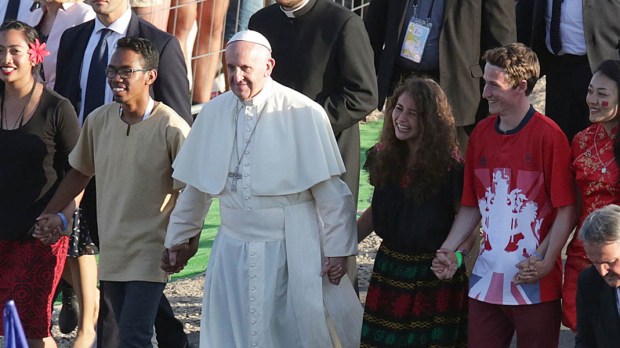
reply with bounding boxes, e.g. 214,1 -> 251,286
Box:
368,77 -> 461,201
116,36 -> 159,70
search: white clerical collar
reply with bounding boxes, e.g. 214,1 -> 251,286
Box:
93,7 -> 132,36
280,0 -> 310,18
240,78 -> 274,107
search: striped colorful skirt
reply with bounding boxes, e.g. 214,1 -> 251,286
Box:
361,244 -> 468,347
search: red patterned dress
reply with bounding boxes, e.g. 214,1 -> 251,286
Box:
0,89 -> 78,338
564,123 -> 620,331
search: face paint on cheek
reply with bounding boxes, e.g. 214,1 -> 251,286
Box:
602,101 -> 609,107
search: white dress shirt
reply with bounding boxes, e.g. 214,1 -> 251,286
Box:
28,2 -> 96,89
545,0 -> 587,56
78,8 -> 132,123
0,0 -> 34,22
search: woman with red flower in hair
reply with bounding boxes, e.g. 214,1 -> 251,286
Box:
0,20 -> 79,348
358,77 -> 473,347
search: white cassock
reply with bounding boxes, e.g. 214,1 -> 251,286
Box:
166,78 -> 363,348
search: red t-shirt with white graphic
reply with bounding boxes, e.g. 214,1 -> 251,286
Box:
463,107 -> 575,305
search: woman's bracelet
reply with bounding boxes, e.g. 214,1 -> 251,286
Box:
454,250 -> 464,268
56,211 -> 68,232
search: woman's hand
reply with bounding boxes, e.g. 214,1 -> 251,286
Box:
514,254 -> 553,284
33,214 -> 62,245
431,248 -> 458,280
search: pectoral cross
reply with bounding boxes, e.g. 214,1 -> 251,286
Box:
228,167 -> 242,192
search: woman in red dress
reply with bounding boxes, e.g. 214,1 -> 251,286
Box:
0,21 -> 79,347
563,59 -> 620,331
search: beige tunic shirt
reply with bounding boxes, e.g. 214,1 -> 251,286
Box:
70,102 -> 190,283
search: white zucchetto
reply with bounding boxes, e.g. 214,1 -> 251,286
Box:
226,30 -> 272,52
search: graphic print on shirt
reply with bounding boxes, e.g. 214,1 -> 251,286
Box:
471,169 -> 543,305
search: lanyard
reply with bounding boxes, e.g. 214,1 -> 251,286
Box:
412,0 -> 435,22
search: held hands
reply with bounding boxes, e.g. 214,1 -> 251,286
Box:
514,253 -> 552,284
321,256 -> 347,285
431,248 -> 458,280
33,213 -> 63,245
161,236 -> 200,274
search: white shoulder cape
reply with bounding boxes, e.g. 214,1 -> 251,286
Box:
172,79 -> 346,195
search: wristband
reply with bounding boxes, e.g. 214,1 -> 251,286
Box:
56,212 -> 68,232
454,250 -> 463,268
532,252 -> 542,260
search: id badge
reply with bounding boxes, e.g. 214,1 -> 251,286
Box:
400,19 -> 432,63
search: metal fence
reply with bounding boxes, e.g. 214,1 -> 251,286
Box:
133,0 -> 370,105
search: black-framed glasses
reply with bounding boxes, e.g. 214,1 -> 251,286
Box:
105,67 -> 150,79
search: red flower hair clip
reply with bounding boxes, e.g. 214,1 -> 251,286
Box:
28,39 -> 50,65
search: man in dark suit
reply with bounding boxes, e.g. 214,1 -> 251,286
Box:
53,0 -> 191,347
364,0 -> 516,150
55,0 -> 191,124
530,0 -> 620,141
576,204 -> 620,348
248,0 -> 377,293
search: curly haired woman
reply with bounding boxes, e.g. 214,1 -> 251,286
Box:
358,77 -> 472,347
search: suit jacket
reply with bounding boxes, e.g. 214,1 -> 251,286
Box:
54,13 -> 192,124
575,266 -> 620,348
364,0 -> 516,127
531,0 -> 620,74
249,0 -> 378,201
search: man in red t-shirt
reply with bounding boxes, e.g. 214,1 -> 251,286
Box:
431,43 -> 576,347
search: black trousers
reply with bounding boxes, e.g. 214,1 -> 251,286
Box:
545,53 -> 592,142
154,294 -> 190,348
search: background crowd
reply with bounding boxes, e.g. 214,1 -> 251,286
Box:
1,0 -> 620,347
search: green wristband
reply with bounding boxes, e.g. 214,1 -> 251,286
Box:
454,251 -> 463,268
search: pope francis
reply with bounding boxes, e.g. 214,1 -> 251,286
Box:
161,30 -> 362,348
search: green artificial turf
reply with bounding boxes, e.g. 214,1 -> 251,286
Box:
171,119 -> 384,280
357,119 -> 384,213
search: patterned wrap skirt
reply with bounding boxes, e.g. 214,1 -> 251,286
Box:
67,207 -> 98,257
0,236 -> 68,338
361,244 -> 468,347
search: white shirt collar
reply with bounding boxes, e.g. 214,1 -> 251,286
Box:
93,7 -> 132,35
280,0 -> 310,18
